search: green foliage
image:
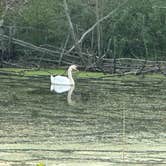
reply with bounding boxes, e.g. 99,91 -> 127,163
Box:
2,0 -> 166,65
101,0 -> 166,59
0,67 -> 107,78
36,162 -> 45,166
0,8 -> 3,17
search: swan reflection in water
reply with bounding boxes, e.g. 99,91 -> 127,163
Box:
50,84 -> 75,105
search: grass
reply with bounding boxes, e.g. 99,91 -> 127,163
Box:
0,68 -> 165,80
36,162 -> 45,166
0,67 -> 109,78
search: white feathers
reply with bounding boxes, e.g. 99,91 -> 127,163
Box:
51,75 -> 71,85
50,65 -> 78,86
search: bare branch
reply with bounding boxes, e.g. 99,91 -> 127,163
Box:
63,0 -> 77,44
68,0 -> 129,53
63,0 -> 85,64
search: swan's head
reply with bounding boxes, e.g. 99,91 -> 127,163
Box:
69,65 -> 78,71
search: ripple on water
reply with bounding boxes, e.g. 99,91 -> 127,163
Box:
0,75 -> 166,165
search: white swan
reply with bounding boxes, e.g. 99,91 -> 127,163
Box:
50,65 -> 78,85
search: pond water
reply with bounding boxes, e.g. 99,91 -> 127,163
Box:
0,74 -> 166,166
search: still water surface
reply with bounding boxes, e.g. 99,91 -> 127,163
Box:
0,74 -> 166,166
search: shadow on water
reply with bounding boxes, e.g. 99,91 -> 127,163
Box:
0,75 -> 166,165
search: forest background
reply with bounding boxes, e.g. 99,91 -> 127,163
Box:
0,0 -> 166,73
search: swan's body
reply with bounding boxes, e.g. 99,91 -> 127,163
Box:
51,75 -> 71,85
50,65 -> 78,85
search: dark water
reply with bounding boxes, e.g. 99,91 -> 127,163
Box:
0,74 -> 166,166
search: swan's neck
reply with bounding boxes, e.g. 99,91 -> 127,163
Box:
68,68 -> 74,85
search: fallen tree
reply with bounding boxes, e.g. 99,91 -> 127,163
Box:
0,33 -> 166,76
